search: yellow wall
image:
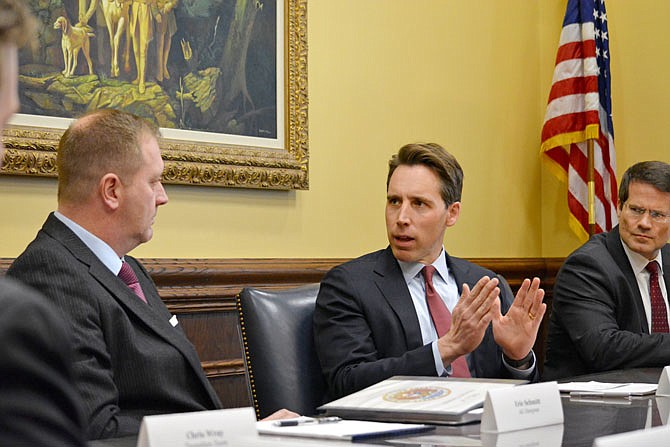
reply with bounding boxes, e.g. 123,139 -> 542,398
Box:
1,1 -> 666,260
540,0 -> 670,256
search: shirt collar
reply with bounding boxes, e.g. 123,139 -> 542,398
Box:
621,238 -> 663,275
397,248 -> 449,284
54,211 -> 124,275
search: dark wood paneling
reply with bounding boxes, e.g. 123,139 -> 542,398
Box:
178,312 -> 244,362
208,375 -> 250,410
0,257 -> 563,407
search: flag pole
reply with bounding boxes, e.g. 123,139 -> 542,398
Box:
587,139 -> 596,236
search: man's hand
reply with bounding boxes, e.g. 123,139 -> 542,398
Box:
437,276 -> 500,365
261,408 -> 300,421
492,277 -> 546,361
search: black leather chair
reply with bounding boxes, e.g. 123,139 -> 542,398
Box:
236,284 -> 327,419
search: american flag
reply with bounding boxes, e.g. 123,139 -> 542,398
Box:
541,0 -> 617,237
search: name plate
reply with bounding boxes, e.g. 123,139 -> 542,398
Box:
480,381 -> 563,433
656,365 -> 670,397
136,407 -> 256,447
593,424 -> 670,447
657,395 -> 670,425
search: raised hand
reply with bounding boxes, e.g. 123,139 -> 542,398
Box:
437,276 -> 500,364
492,277 -> 546,361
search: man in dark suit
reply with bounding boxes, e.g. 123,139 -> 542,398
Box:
314,143 -> 546,400
7,109 -> 222,439
544,161 -> 670,380
0,280 -> 87,446
0,1 -> 86,445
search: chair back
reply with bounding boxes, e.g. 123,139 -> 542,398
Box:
237,284 -> 327,419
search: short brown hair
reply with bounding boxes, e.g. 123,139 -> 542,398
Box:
619,161 -> 670,206
57,109 -> 160,203
0,0 -> 37,48
387,143 -> 463,206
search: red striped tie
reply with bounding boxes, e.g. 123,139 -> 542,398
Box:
119,262 -> 147,304
422,266 -> 471,378
645,261 -> 669,333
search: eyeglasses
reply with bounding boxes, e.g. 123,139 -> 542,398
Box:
623,202 -> 670,223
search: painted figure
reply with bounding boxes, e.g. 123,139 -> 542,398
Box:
100,0 -> 131,77
53,16 -> 95,77
130,0 -> 155,93
154,0 -> 177,82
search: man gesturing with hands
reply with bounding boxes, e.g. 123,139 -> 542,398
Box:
314,143 -> 545,400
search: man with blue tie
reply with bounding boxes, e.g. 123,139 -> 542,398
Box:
314,142 -> 546,400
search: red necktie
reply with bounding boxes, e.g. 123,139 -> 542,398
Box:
422,266 -> 471,378
645,261 -> 669,333
119,262 -> 148,303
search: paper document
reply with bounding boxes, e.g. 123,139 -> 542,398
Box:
257,418 -> 434,441
558,381 -> 658,397
318,376 -> 525,425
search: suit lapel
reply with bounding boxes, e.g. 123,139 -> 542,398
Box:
125,257 -> 205,371
43,215 -> 168,331
663,245 -> 670,290
443,252 -> 482,374
42,214 -> 216,403
373,247 -> 424,349
444,253 -> 473,293
606,226 -> 650,332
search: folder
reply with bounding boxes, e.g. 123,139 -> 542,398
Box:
318,376 -> 526,425
256,418 -> 434,441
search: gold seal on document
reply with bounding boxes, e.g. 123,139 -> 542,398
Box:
383,386 -> 451,403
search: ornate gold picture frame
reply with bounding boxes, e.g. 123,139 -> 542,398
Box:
1,0 -> 308,190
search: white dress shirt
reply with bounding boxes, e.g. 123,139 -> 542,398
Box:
621,240 -> 670,332
397,249 -> 534,378
54,211 -> 123,275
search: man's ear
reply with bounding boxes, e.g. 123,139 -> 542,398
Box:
100,173 -> 122,211
446,201 -> 461,227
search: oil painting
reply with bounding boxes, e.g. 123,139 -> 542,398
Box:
1,0 -> 308,190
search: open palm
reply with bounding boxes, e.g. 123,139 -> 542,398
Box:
492,278 -> 546,360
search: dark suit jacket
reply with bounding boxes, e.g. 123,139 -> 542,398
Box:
313,247 -> 538,400
7,214 -> 222,440
0,277 -> 86,447
543,225 -> 670,380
